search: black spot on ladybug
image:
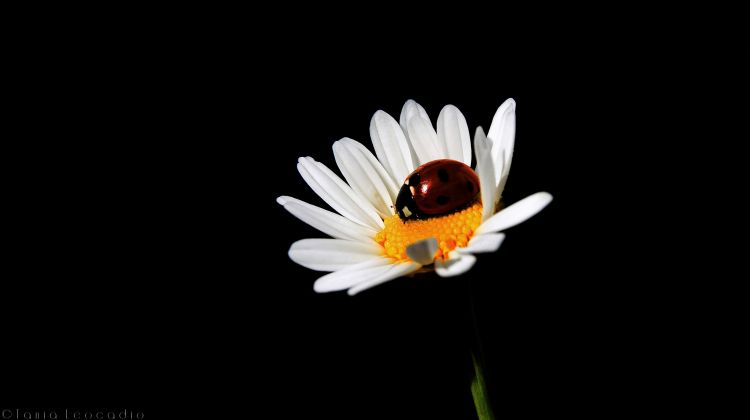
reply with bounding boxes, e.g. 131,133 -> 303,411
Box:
395,159 -> 480,221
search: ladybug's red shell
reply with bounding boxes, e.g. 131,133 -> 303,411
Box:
395,159 -> 480,220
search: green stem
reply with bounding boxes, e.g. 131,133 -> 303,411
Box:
467,276 -> 495,420
471,352 -> 495,420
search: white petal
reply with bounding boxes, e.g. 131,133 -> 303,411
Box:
399,99 -> 430,133
496,148 -> 507,198
333,138 -> 398,218
474,127 -> 497,222
347,262 -> 421,296
369,110 -> 415,184
313,258 -> 395,293
457,233 -> 505,254
435,252 -> 476,277
289,239 -> 383,272
407,116 -> 443,165
475,192 -> 553,235
437,105 -> 472,166
398,100 -> 429,166
487,98 -> 516,186
405,237 -> 438,265
297,157 -> 383,229
277,196 -> 378,242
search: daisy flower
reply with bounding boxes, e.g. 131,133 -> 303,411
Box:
277,99 -> 552,295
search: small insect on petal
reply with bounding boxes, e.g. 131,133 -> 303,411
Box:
395,159 -> 480,221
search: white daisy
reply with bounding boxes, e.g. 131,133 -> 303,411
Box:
277,99 -> 552,295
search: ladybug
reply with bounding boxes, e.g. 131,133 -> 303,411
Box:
395,159 -> 480,221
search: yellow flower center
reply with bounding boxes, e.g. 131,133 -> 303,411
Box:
375,201 -> 484,262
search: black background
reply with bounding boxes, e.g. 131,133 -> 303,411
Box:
2,20 -> 720,418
